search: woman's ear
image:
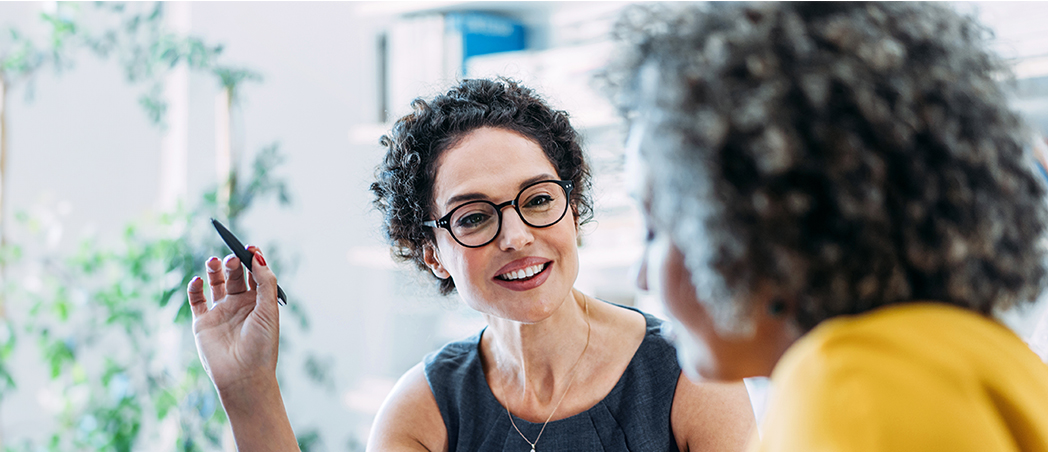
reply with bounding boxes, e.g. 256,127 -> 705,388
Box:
572,205 -> 583,246
423,243 -> 451,279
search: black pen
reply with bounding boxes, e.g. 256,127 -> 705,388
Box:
211,218 -> 288,306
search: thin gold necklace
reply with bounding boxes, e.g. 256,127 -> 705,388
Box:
506,296 -> 591,452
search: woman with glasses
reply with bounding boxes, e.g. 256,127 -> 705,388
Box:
186,77 -> 756,452
605,2 -> 1048,450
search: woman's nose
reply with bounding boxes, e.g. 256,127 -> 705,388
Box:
497,207 -> 534,251
634,252 -> 650,291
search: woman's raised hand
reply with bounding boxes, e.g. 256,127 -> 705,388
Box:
186,247 -> 300,450
187,247 -> 281,396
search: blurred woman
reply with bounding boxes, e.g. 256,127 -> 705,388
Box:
187,78 -> 755,451
605,2 -> 1048,450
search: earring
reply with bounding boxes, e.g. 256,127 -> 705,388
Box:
768,299 -> 787,317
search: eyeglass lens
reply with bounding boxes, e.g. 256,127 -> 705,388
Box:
448,181 -> 568,247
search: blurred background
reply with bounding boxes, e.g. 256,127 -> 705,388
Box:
0,2 -> 1045,451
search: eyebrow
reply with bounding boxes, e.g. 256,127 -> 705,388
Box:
443,173 -> 559,209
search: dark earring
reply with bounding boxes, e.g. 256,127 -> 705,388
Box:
768,299 -> 787,317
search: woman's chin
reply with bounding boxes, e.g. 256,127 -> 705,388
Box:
470,298 -> 559,324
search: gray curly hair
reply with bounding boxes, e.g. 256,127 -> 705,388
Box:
604,2 -> 1048,334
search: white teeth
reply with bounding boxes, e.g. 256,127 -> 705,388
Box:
499,264 -> 546,281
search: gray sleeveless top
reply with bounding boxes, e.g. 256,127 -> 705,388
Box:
423,308 -> 682,452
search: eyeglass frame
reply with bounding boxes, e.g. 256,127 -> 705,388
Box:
423,179 -> 575,248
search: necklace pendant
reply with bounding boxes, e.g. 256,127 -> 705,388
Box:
531,447 -> 535,452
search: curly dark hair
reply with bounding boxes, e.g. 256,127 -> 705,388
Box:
371,78 -> 593,295
604,2 -> 1048,333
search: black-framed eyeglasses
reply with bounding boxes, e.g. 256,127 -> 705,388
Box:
423,179 -> 574,248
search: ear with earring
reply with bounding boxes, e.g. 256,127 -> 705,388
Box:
768,298 -> 788,317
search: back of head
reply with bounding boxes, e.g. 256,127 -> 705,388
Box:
605,2 -> 1048,333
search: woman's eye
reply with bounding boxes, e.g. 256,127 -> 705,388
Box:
456,213 -> 490,228
525,195 -> 553,207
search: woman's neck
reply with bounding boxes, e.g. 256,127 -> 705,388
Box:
482,288 -> 592,405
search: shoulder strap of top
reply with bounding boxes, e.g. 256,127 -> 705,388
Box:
598,304 -> 683,451
423,330 -> 504,451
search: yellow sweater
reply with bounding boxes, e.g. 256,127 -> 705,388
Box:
755,303 -> 1048,452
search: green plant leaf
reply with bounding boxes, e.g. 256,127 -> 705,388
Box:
45,339 -> 75,378
155,389 -> 176,420
172,297 -> 191,326
0,5 -> 320,448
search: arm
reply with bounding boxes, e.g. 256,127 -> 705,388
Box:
671,376 -> 756,452
367,362 -> 448,452
219,374 -> 298,450
187,249 -> 299,451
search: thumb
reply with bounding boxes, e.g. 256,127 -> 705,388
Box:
248,248 -> 280,322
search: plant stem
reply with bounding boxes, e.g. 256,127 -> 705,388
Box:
216,86 -> 233,220
0,72 -> 7,452
0,75 -> 7,322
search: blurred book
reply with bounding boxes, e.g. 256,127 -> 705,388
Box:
384,12 -> 526,120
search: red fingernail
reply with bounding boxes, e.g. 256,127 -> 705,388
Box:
255,251 -> 267,267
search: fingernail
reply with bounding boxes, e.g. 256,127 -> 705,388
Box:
246,245 -> 258,253
255,251 -> 267,267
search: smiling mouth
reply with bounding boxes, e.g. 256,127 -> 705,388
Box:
495,262 -> 550,282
